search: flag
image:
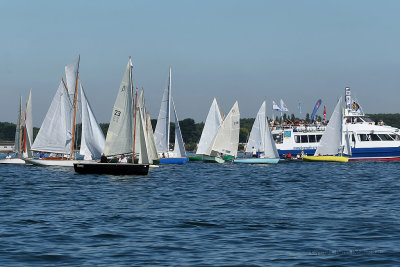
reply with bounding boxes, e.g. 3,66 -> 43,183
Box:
323,105 -> 326,121
280,99 -> 288,112
310,99 -> 322,122
352,101 -> 362,113
272,101 -> 281,111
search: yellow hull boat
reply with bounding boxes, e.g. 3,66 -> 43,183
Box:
302,155 -> 349,162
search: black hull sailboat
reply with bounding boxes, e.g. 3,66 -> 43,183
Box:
74,162 -> 149,175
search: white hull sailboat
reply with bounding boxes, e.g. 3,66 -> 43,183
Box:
30,56 -> 105,166
303,97 -> 349,162
234,101 -> 279,164
204,101 -> 240,163
154,68 -> 188,164
0,90 -> 33,165
189,98 -> 223,161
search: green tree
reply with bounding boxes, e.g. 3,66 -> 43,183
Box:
239,128 -> 249,143
305,113 -> 310,122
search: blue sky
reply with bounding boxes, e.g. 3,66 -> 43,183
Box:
1,0 -> 400,126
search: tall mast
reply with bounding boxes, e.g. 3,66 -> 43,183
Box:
130,57 -> 137,164
133,90 -> 138,164
167,67 -> 171,150
19,96 -> 23,158
70,55 -> 80,159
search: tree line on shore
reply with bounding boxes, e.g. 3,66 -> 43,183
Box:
1,113 -> 400,151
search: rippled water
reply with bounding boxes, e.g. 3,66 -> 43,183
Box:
0,161 -> 399,266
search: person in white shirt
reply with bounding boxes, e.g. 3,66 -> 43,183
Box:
6,153 -> 11,159
252,147 -> 257,158
119,154 -> 127,163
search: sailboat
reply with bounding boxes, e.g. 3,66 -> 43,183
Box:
303,96 -> 349,162
134,89 -> 159,165
0,91 -> 33,164
154,67 -> 188,164
74,58 -> 149,175
26,56 -> 105,166
233,101 -> 279,164
203,101 -> 240,163
189,97 -> 224,161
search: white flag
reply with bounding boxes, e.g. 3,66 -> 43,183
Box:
272,101 -> 281,111
280,99 -> 288,112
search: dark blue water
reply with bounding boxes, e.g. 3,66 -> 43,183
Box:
0,161 -> 399,266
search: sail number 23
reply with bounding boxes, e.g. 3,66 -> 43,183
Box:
112,109 -> 121,123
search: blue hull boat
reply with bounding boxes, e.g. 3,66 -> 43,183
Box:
159,157 -> 189,164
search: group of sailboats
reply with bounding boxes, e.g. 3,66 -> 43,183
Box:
25,56 -> 105,167
189,98 -> 240,163
2,55 -> 352,171
75,58 -> 153,174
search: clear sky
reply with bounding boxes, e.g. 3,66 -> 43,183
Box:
1,0 -> 400,126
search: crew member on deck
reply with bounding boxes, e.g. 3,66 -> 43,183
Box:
100,153 -> 108,163
252,147 -> 257,158
119,154 -> 127,163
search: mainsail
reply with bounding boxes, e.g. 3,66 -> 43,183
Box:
196,98 -> 223,155
103,59 -> 134,156
154,67 -> 186,157
32,81 -> 73,154
80,84 -> 106,159
207,101 -> 240,157
154,68 -> 172,153
314,97 -> 343,156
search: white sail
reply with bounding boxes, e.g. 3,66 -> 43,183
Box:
13,96 -> 22,154
24,90 -> 33,158
103,59 -> 134,156
154,67 -> 172,153
135,96 -> 150,164
314,97 -> 343,156
207,101 -> 240,157
79,84 -> 106,159
263,108 -> 280,159
196,98 -> 223,155
65,55 -> 80,102
32,81 -> 73,154
344,127 -> 352,156
172,98 -> 186,157
146,113 -> 159,163
245,101 -> 266,153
